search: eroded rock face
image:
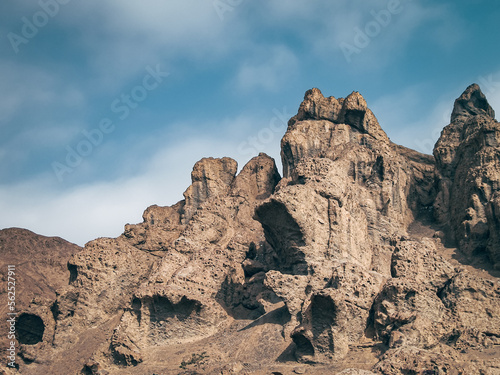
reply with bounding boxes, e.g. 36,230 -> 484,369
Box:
434,84 -> 500,268
371,236 -> 500,374
288,263 -> 385,362
122,202 -> 184,252
0,229 -> 81,370
255,86 -> 500,369
5,85 -> 500,375
439,272 -> 500,341
256,89 -> 440,363
374,346 -> 471,374
182,156 -> 238,223
373,239 -> 457,350
283,89 -> 391,178
101,153 -> 282,364
2,154 -> 280,374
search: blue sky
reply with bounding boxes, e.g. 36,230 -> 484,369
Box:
1,0 -> 499,246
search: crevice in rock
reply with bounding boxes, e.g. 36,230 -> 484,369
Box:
68,262 -> 77,284
255,200 -> 307,275
110,341 -> 141,367
436,277 -> 454,305
131,297 -> 142,325
148,295 -> 202,323
344,109 -> 366,132
311,294 -> 337,338
17,313 -> 45,345
291,330 -> 315,359
50,300 -> 60,345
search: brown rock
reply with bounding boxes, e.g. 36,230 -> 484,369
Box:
231,152 -> 281,200
182,156 -> 238,223
288,87 -> 342,126
374,345 -> 469,374
122,202 -> 184,252
256,89 -> 444,363
4,85 -> 500,375
434,84 -> 500,268
450,83 -> 495,123
290,263 -> 384,363
0,228 -> 81,369
373,278 -> 450,349
438,272 -> 500,340
390,239 -> 456,290
108,153 -> 281,362
338,370 -> 376,375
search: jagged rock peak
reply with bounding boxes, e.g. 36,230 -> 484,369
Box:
190,156 -> 238,184
281,88 -> 392,177
433,83 -> 500,268
450,83 -> 495,123
231,152 -> 281,200
338,91 -> 387,139
181,154 -> 281,224
182,156 -> 238,223
288,87 -> 387,141
288,87 -> 343,125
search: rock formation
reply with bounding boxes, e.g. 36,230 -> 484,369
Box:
434,84 -> 500,269
0,229 -> 81,370
1,85 -> 499,375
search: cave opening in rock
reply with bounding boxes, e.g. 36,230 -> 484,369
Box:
254,199 -> 307,275
17,314 -> 45,345
311,294 -> 337,336
68,263 -> 78,284
292,331 -> 315,358
148,295 -> 201,323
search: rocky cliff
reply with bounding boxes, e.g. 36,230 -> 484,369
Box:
1,85 -> 499,375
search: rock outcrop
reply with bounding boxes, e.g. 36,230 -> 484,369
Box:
53,153 -> 281,373
254,88 -> 441,364
434,84 -> 500,269
0,228 -> 81,371
2,85 -> 499,375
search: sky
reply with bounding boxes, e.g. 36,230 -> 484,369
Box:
1,0 -> 500,246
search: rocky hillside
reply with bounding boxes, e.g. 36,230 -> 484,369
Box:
1,84 -> 499,375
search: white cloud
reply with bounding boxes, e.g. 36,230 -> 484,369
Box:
54,0 -> 241,93
0,61 -> 88,173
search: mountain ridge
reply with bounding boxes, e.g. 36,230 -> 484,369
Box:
1,84 -> 500,375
